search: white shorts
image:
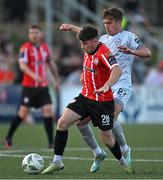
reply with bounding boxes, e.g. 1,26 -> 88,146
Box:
112,88 -> 132,107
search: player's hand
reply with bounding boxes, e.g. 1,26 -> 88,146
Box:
33,75 -> 43,83
60,23 -> 72,31
94,84 -> 110,94
118,45 -> 133,54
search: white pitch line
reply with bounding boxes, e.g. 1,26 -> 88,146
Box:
1,147 -> 163,154
0,153 -> 163,163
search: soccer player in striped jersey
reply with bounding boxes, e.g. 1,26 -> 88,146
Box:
42,25 -> 133,174
3,25 -> 60,149
59,7 -> 151,172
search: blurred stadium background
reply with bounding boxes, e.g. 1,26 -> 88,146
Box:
0,0 -> 163,179
0,0 -> 163,123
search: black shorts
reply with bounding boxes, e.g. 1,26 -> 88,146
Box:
67,94 -> 114,131
20,86 -> 52,109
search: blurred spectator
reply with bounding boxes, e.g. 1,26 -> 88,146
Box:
124,0 -> 151,27
144,60 -> 163,86
64,69 -> 82,85
57,36 -> 82,79
3,0 -> 28,23
0,32 -> 16,84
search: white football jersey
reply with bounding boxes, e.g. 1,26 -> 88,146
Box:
99,30 -> 144,91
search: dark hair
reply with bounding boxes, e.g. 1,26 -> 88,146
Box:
102,7 -> 123,21
78,25 -> 99,42
29,24 -> 42,30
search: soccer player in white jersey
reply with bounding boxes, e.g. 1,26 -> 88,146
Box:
60,7 -> 151,172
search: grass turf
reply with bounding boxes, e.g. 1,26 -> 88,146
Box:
0,123 -> 163,179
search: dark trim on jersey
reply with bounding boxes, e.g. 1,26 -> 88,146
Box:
108,56 -> 117,65
18,52 -> 24,59
88,43 -> 101,55
136,44 -> 145,50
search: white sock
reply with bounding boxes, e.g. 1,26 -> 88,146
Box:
93,146 -> 102,157
119,157 -> 128,166
53,155 -> 62,163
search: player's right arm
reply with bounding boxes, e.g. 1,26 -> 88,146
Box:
95,49 -> 122,94
19,45 -> 42,83
60,23 -> 82,33
118,32 -> 151,58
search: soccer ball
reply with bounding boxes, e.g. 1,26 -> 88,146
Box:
22,153 -> 44,174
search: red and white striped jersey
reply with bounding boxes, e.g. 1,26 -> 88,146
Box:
81,43 -> 118,102
19,42 -> 51,87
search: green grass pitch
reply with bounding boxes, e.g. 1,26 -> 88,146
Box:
0,123 -> 163,179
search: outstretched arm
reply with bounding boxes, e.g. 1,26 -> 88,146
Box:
118,45 -> 151,58
60,23 -> 82,33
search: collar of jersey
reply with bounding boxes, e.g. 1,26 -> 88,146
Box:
87,43 -> 101,55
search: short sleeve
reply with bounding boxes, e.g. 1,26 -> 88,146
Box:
18,45 -> 28,63
128,32 -> 144,50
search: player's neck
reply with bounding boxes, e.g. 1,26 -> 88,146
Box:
87,43 -> 101,55
109,28 -> 122,36
31,41 -> 41,48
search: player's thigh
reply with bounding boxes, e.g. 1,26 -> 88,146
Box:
113,88 -> 131,120
114,102 -> 123,120
99,129 -> 115,148
57,108 -> 82,131
18,105 -> 30,119
41,104 -> 54,117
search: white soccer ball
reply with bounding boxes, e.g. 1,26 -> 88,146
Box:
22,153 -> 44,174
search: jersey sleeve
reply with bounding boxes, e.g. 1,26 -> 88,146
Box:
18,44 -> 28,63
101,48 -> 119,70
128,32 -> 144,50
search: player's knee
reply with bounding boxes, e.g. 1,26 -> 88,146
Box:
101,134 -> 115,148
42,106 -> 54,117
18,109 -> 28,119
57,117 -> 70,131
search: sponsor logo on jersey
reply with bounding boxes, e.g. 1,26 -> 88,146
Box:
83,66 -> 96,73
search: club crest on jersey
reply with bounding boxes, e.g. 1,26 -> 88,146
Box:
93,58 -> 99,65
115,38 -> 122,46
